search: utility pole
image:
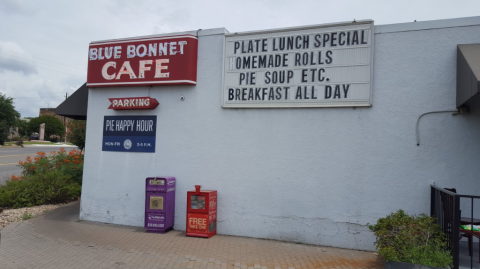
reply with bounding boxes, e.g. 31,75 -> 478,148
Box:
64,93 -> 68,143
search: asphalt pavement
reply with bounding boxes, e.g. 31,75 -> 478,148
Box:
0,144 -> 78,184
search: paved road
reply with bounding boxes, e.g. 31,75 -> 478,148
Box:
0,202 -> 385,269
0,145 -> 78,184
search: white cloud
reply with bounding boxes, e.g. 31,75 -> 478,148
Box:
1,0 -> 480,118
0,0 -> 32,15
0,75 -> 78,118
0,42 -> 38,75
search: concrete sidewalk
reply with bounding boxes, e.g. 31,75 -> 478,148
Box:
0,202 -> 384,269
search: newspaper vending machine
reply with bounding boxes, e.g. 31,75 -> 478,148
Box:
145,177 -> 176,233
186,185 -> 217,238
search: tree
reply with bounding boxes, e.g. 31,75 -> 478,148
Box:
27,115 -> 64,139
67,120 -> 86,150
15,118 -> 28,137
0,93 -> 21,145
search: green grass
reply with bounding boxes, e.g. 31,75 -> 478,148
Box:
22,212 -> 33,220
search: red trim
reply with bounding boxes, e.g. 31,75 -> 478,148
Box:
186,232 -> 209,238
90,35 -> 198,45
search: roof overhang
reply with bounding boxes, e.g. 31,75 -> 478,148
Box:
456,44 -> 480,108
55,83 -> 88,120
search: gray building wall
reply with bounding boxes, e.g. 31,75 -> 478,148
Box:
80,17 -> 480,251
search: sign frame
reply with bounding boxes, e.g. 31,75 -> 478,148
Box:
221,20 -> 374,108
87,34 -> 198,88
107,97 -> 159,110
102,115 -> 157,153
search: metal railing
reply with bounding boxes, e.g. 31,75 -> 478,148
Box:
431,185 -> 480,269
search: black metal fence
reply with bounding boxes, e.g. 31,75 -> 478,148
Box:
431,185 -> 480,269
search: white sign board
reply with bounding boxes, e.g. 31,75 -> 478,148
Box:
222,21 -> 374,108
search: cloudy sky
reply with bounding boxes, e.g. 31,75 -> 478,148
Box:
1,0 -> 479,117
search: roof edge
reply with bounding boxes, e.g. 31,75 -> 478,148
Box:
375,16 -> 480,34
91,28 -> 228,44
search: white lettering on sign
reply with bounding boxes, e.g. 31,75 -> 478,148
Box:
114,46 -> 122,58
104,142 -> 120,146
136,142 -> 152,147
102,62 -> 116,80
116,120 -> 135,132
148,215 -> 164,220
89,48 -> 98,60
91,41 -> 186,80
106,119 -> 155,132
154,59 -> 169,78
136,120 -> 154,132
91,42 -> 188,61
110,98 -> 151,109
139,60 -> 152,79
147,223 -> 164,227
222,21 -> 374,108
105,120 -> 115,131
167,187 -> 175,192
116,61 -> 137,79
99,59 -> 170,80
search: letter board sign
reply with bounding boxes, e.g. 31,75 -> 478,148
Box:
222,21 -> 374,108
103,116 -> 156,152
87,35 -> 198,87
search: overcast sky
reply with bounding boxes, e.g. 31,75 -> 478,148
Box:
1,0 -> 479,117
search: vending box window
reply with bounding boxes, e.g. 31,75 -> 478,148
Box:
186,185 -> 217,238
145,177 -> 176,233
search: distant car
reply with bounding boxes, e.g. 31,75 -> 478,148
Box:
29,134 -> 39,141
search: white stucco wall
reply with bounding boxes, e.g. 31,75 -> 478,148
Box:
80,17 -> 480,251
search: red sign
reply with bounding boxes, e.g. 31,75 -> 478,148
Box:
108,97 -> 159,110
87,35 -> 198,87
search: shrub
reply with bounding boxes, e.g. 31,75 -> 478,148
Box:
67,120 -> 86,150
368,209 -> 452,268
1,148 -> 83,208
0,170 -> 81,208
47,136 -> 59,143
19,148 -> 84,185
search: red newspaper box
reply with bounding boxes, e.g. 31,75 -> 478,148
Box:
186,185 -> 217,238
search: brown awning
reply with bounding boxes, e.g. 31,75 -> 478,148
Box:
457,44 -> 480,108
55,83 -> 88,120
